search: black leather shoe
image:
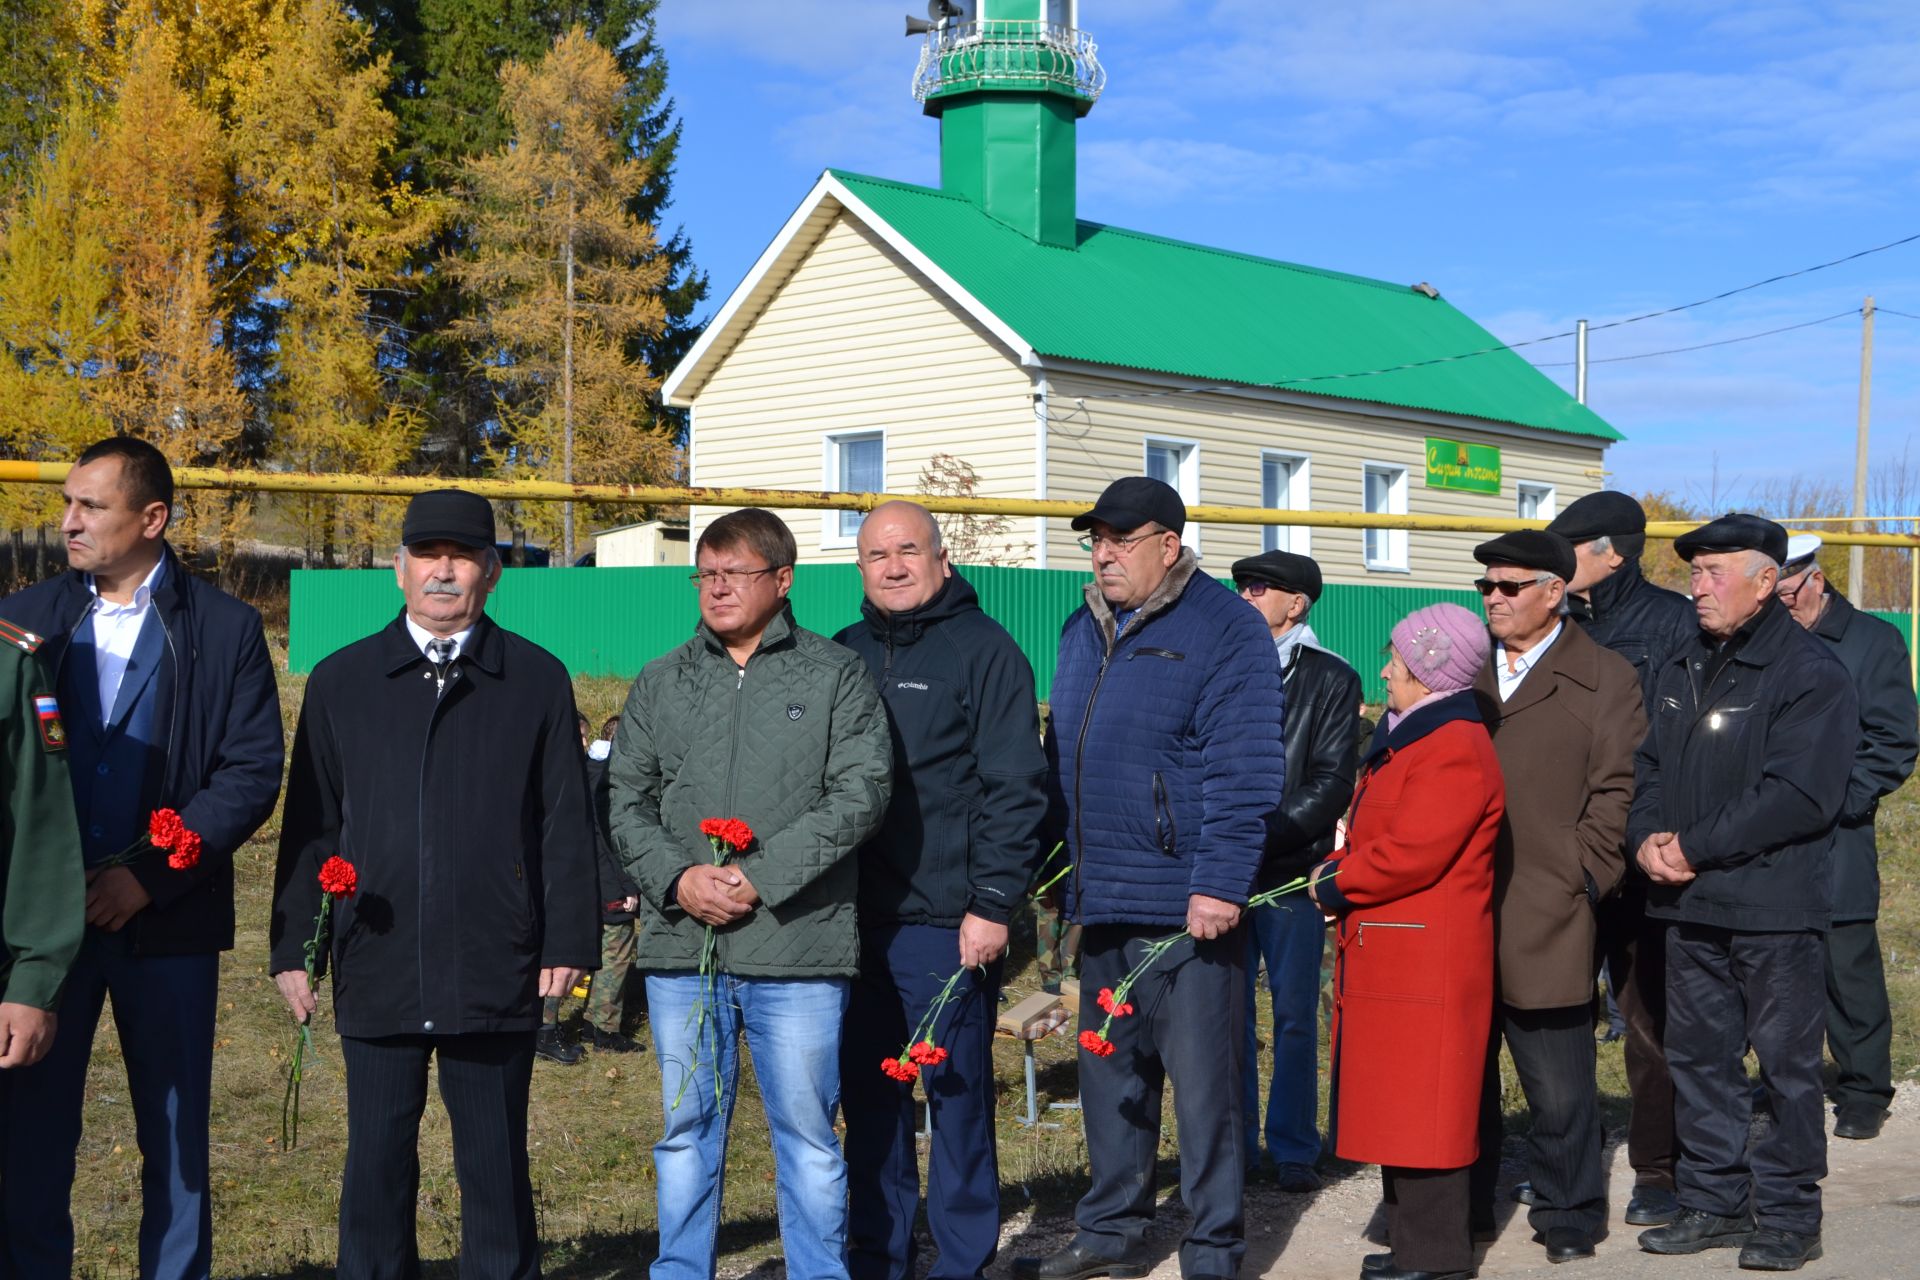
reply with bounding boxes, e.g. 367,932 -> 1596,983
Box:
1542,1227 -> 1596,1263
1625,1186 -> 1680,1226
1513,1180 -> 1536,1205
1011,1243 -> 1148,1280
1638,1208 -> 1754,1254
1833,1104 -> 1887,1140
1357,1260 -> 1473,1280
588,1026 -> 643,1054
1737,1227 -> 1822,1271
1361,1253 -> 1394,1274
1276,1161 -> 1323,1193
534,1027 -> 582,1065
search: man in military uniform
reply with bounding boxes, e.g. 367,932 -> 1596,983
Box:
0,616 -> 87,1078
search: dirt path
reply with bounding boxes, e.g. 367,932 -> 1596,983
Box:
988,1089 -> 1920,1280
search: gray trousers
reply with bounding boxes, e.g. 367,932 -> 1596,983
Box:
1074,924 -> 1247,1278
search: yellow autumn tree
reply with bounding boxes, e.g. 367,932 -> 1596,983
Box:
454,26 -> 672,561
230,0 -> 441,565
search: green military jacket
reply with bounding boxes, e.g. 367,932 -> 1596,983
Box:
0,617 -> 85,1010
609,606 -> 891,978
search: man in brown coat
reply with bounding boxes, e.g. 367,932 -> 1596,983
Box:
1466,530 -> 1646,1264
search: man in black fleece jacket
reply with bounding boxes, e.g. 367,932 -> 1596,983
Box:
834,501 -> 1048,1280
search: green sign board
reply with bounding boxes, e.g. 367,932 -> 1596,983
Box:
1425,437 -> 1502,494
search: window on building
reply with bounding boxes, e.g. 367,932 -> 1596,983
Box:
826,431 -> 883,540
1260,452 -> 1310,555
1363,463 -> 1408,571
1144,437 -> 1200,549
1516,481 -> 1557,522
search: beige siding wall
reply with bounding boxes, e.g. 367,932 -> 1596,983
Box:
687,211 -> 1037,564
1041,368 -> 1611,588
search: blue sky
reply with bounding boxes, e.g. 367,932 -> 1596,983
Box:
653,0 -> 1920,510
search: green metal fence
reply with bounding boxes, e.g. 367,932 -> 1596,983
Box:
289,566 -> 1916,704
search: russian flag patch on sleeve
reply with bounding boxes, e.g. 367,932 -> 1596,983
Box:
34,694 -> 66,751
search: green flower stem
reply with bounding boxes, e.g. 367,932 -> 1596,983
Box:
281,888 -> 335,1151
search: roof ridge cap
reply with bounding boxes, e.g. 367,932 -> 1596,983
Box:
1074,220 -> 1417,293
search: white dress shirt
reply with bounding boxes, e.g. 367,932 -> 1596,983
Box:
404,616 -> 472,661
1494,620 -> 1563,702
86,557 -> 167,725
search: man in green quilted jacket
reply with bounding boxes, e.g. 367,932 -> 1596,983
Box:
609,507 -> 892,1280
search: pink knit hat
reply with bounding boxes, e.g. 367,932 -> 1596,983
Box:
1391,603 -> 1490,694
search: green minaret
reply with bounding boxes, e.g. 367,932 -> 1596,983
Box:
909,0 -> 1105,248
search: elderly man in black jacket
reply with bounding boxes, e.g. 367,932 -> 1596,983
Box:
272,490 -> 600,1280
1775,534 -> 1917,1142
1547,490 -> 1697,1227
1629,514 -> 1856,1273
1228,550 -> 1357,1193
834,501 -> 1049,1280
0,437 -> 283,1280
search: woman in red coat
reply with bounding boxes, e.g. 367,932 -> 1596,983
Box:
1312,603 -> 1505,1280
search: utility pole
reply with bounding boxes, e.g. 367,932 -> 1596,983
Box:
1575,319 -> 1588,404
1852,297 -> 1873,600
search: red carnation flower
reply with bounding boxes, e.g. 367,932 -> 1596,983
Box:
1096,987 -> 1133,1017
149,808 -> 185,847
1079,1029 -> 1116,1057
699,817 -> 754,854
906,1041 -> 948,1067
880,1056 -> 918,1081
318,856 -> 358,898
166,829 -> 203,871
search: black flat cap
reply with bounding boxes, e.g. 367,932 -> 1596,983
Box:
1547,490 -> 1647,543
1070,476 -> 1186,536
1231,550 -> 1324,602
1474,529 -> 1577,583
402,489 -> 495,550
1672,512 -> 1788,565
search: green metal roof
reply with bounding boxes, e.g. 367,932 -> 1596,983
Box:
830,170 -> 1621,442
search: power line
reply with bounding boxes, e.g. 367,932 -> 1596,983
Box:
1531,309 -> 1859,368
1877,307 -> 1920,321
1040,230 -> 1920,408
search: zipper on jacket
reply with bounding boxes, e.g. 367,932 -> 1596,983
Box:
1069,632 -> 1115,912
1152,771 -> 1176,856
1355,920 -> 1425,947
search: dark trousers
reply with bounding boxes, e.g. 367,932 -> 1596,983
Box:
1470,1004 -> 1607,1236
1666,925 -> 1826,1235
1075,924 -> 1245,1279
1598,889 -> 1675,1189
1824,919 -> 1894,1113
338,1032 -> 539,1280
841,924 -> 1002,1280
0,927 -> 218,1280
1382,1165 -> 1472,1274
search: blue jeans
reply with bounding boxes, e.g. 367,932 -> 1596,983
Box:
1,927 -> 219,1280
646,973 -> 851,1280
1241,890 -> 1326,1166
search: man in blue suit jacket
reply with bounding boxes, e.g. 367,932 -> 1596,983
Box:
0,437 -> 283,1280
1016,478 -> 1285,1280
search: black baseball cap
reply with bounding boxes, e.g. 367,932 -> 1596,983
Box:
1672,512 -> 1789,565
1547,491 -> 1647,543
1474,529 -> 1578,583
1231,550 -> 1324,602
401,489 -> 496,550
1070,476 -> 1186,536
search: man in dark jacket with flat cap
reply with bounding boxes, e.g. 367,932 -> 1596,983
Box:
1774,533 -> 1917,1142
1547,490 -> 1696,1227
272,489 -> 600,1280
1629,513 -> 1856,1272
1465,530 -> 1643,1264
1229,549 -> 1357,1193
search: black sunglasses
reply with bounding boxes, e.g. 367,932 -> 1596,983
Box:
1473,577 -> 1545,598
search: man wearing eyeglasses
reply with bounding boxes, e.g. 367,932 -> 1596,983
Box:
1226,550 -> 1357,1195
1015,477 -> 1284,1280
1464,530 -> 1644,1265
609,507 -> 892,1280
1774,534 -> 1916,1143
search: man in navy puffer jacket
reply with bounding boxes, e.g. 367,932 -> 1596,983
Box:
1015,478 -> 1285,1280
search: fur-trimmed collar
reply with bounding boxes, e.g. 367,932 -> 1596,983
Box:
1082,548 -> 1201,653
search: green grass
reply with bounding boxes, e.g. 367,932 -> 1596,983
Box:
65,662 -> 1920,1276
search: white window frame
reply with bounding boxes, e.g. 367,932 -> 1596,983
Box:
1362,462 -> 1409,573
1142,435 -> 1201,553
822,429 -> 885,549
1260,450 -> 1311,556
1516,480 -> 1557,522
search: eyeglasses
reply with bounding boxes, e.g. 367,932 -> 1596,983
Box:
1078,529 -> 1167,553
689,566 -> 781,590
1473,577 -> 1547,597
1775,566 -> 1817,601
1235,580 -> 1296,598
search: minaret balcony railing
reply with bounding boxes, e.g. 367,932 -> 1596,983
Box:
912,20 -> 1106,104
